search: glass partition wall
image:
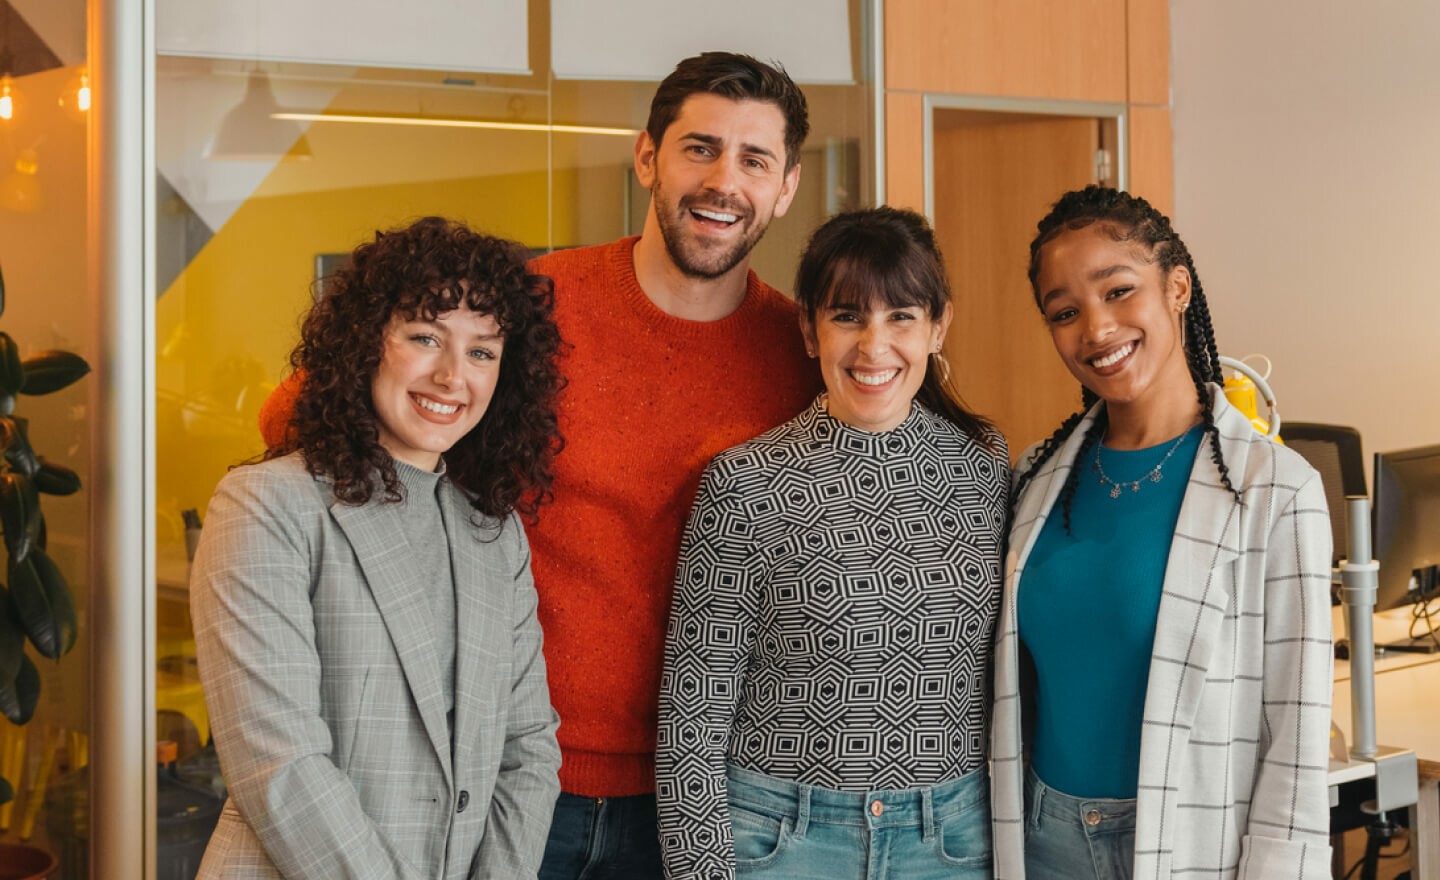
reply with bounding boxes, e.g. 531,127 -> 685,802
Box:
0,1 -> 95,875
142,0 -> 877,876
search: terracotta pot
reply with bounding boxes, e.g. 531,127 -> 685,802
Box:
0,843 -> 58,880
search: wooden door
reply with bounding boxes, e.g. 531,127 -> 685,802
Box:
933,112 -> 1102,460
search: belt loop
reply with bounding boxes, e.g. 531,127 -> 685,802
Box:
794,783 -> 811,838
1027,771 -> 1044,833
921,786 -> 936,841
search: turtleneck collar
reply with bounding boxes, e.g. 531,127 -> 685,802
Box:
393,456 -> 446,499
795,393 -> 937,460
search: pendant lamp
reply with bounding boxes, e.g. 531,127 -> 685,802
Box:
204,70 -> 312,161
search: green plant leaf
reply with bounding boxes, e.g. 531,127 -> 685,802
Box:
0,586 -> 23,686
10,550 -> 77,659
0,332 -> 21,396
0,652 -> 40,725
34,461 -> 81,496
0,774 -> 13,805
2,420 -> 38,479
0,471 -> 40,564
18,350 -> 90,396
0,262 -> 6,319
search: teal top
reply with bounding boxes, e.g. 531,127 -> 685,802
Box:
1017,424 -> 1203,798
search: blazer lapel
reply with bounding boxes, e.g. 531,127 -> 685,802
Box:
444,489 -> 505,777
332,497 -> 455,789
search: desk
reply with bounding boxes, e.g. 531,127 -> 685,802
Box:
1332,647 -> 1440,878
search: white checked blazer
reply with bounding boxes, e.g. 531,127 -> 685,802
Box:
990,388 -> 1334,879
191,453 -> 560,880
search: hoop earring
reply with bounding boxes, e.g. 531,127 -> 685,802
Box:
931,350 -> 952,385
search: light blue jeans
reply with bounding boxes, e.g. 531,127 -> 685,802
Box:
724,763 -> 991,879
1023,767 -> 1137,880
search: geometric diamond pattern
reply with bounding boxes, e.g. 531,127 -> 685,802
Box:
656,397 -> 1009,876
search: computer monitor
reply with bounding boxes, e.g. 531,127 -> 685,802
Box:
1371,444 -> 1440,651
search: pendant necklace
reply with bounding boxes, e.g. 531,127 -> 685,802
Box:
1092,430 -> 1190,499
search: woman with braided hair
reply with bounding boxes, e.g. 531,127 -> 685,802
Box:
989,186 -> 1333,879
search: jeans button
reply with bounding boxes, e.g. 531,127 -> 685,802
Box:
870,799 -> 884,817
1084,809 -> 1101,826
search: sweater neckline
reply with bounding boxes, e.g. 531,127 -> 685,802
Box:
607,237 -> 782,338
394,457 -> 446,499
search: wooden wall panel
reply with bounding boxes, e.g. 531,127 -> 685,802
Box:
934,116 -> 1100,455
1127,106 -> 1174,217
885,0 -> 1128,102
1127,0 -> 1170,106
885,92 -> 925,211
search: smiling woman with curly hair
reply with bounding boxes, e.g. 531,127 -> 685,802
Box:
278,215 -> 564,518
191,216 -> 565,880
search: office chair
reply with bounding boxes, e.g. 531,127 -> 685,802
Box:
1282,422 -> 1367,567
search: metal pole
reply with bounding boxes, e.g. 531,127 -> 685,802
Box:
1340,495 -> 1379,761
89,0 -> 153,875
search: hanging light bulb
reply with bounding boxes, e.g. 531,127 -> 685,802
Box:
58,68 -> 90,122
0,75 -> 15,122
0,148 -> 41,212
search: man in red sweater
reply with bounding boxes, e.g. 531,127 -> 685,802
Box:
259,53 -> 818,878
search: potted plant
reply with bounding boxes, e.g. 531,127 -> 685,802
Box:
0,264 -> 90,806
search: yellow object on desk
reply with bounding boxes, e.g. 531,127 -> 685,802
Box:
1223,372 -> 1281,441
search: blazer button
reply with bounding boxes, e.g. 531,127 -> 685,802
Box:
456,790 -> 470,813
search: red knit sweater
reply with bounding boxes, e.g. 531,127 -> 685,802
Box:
258,237 -> 819,796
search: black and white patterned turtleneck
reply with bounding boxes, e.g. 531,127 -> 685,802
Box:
656,395 -> 1010,880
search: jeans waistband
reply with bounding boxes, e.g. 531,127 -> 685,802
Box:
1025,766 -> 1136,833
726,763 -> 988,838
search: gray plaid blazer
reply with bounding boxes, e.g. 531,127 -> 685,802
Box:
191,454 -> 560,879
991,389 -> 1333,879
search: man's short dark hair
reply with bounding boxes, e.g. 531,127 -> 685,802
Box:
645,52 -> 810,171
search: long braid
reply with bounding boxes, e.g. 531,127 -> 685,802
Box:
1058,410 -> 1106,533
1016,185 -> 1241,526
1179,260 -> 1240,502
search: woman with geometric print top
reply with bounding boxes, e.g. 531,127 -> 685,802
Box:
657,207 -> 1009,880
989,187 -> 1333,880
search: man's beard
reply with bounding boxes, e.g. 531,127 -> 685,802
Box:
653,182 -> 769,280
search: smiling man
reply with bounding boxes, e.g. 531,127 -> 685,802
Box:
514,51 -> 829,880
526,54 -> 819,880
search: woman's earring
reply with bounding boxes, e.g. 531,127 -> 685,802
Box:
931,349 -> 952,384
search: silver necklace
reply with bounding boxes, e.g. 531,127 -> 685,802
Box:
1092,431 -> 1190,499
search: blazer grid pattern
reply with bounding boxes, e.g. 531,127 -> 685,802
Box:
990,389 -> 1334,879
191,454 -> 560,880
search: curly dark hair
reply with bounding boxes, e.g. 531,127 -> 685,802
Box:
794,206 -> 1001,453
270,216 -> 564,521
1014,186 -> 1239,531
